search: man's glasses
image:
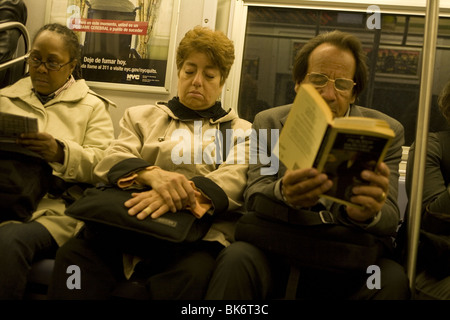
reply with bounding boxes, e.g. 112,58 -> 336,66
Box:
307,72 -> 356,92
26,55 -> 72,71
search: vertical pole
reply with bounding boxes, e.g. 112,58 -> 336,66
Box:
365,28 -> 381,108
406,0 -> 440,297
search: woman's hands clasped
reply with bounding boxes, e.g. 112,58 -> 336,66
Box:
125,168 -> 198,220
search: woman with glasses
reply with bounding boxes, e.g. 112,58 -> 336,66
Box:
206,30 -> 409,300
0,23 -> 115,299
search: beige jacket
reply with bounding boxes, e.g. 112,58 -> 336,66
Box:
0,77 -> 115,245
94,102 -> 252,247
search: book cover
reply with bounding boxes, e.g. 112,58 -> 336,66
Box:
279,83 -> 394,208
0,112 -> 38,142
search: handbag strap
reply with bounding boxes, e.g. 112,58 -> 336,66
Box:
253,193 -> 335,226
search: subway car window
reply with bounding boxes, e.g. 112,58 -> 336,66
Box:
237,6 -> 450,146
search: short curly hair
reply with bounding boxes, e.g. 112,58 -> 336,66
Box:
33,23 -> 82,79
293,30 -> 368,99
176,26 -> 235,85
438,81 -> 450,123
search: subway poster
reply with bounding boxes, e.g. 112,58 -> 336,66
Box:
47,0 -> 175,89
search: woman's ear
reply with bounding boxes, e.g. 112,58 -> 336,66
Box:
69,59 -> 77,76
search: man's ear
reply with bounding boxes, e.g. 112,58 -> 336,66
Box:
350,92 -> 356,104
294,81 -> 301,93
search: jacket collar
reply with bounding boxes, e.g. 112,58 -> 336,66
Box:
33,75 -> 76,104
1,77 -> 90,106
162,97 -> 229,121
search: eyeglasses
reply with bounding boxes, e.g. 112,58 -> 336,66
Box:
26,55 -> 73,71
306,72 -> 356,92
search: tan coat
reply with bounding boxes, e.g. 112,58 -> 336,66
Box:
94,102 -> 252,247
0,77 -> 115,245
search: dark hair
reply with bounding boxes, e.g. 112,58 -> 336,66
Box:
293,30 -> 368,99
176,26 -> 235,85
33,23 -> 82,79
438,81 -> 450,123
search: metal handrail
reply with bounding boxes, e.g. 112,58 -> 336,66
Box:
406,0 -> 440,298
0,21 -> 30,72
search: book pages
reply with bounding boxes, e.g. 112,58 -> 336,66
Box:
279,84 -> 332,170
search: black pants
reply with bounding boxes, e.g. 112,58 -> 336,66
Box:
48,226 -> 223,300
0,221 -> 57,299
205,241 -> 411,300
205,241 -> 272,299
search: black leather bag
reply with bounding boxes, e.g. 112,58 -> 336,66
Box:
236,194 -> 388,272
0,142 -> 52,222
66,185 -> 213,243
235,193 -> 389,297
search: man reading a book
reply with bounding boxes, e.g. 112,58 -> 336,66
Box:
205,30 -> 409,300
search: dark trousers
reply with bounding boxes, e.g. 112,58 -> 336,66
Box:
0,221 -> 57,299
205,241 -> 272,299
293,257 -> 411,300
48,227 -> 223,300
205,241 -> 411,300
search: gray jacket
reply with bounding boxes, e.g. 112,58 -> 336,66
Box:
245,104 -> 405,237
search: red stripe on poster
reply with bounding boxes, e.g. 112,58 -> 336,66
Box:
70,18 -> 148,35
